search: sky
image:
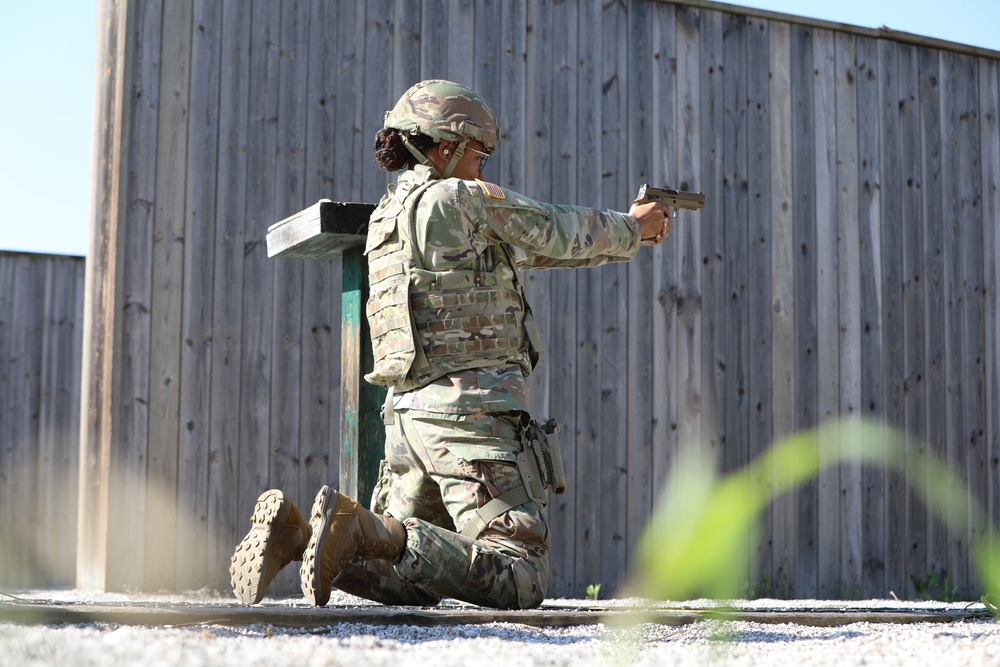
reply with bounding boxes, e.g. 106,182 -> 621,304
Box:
1,0 -> 998,258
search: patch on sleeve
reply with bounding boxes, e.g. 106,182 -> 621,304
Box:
476,179 -> 506,200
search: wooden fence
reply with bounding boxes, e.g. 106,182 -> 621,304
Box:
74,0 -> 1000,599
0,251 -> 84,589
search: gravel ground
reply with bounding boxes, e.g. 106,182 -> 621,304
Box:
3,590 -> 999,667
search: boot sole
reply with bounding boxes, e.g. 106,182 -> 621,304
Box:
229,489 -> 292,605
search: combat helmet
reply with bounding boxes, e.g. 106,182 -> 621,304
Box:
384,79 -> 499,178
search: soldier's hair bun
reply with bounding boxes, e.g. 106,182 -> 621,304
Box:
374,128 -> 436,172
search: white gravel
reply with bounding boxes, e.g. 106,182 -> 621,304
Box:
3,590 -> 999,667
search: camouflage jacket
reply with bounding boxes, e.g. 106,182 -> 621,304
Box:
369,165 -> 642,415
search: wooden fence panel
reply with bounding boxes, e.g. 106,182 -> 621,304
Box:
71,0 -> 1000,600
0,252 -> 85,588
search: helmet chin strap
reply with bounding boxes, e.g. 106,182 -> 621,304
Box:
441,141 -> 468,179
401,135 -> 442,178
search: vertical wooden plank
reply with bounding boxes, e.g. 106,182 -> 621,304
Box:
207,0 -> 252,589
791,24 -> 818,599
108,0 -> 163,591
67,259 -> 86,582
472,0 -> 500,147
260,0 -> 309,596
898,42 -> 927,597
919,47 -> 948,582
362,0 -> 393,202
650,0 -> 679,540
699,9 -> 725,500
856,35 -> 885,598
523,0 -> 551,421
331,0 -> 366,202
419,0 -> 449,79
957,52 -> 985,597
722,11 -> 750,589
980,58 -> 1000,573
674,8 -> 704,560
498,0 -> 526,193
626,0 -> 655,586
544,0 -> 579,593
941,49 -> 970,593
574,0 -> 602,597
745,14 -> 772,595
78,0 -> 129,591
299,0 -> 338,515
36,259 -> 59,584
813,28 -> 840,599
598,0 -> 629,595
721,15 -> 759,586
338,247 -> 385,505
392,0 -> 422,95
721,12 -> 748,474
835,31 -> 863,597
878,38 -> 907,597
145,0 -> 191,591
269,0 -> 307,503
68,259 -> 87,582
768,19 -> 796,598
446,0 -> 475,85
238,0 -> 281,539
177,0 -> 221,591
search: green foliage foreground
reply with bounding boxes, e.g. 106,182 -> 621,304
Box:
625,419 -> 1000,603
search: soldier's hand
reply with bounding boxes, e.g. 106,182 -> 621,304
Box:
630,201 -> 672,246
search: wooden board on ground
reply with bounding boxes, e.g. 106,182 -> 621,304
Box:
0,599 -> 989,630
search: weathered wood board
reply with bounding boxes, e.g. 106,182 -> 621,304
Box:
266,200 -> 378,260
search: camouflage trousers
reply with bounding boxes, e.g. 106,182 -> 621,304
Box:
330,409 -> 550,609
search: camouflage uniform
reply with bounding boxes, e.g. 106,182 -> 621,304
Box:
330,160 -> 642,608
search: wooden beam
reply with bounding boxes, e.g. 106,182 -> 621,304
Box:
0,599 -> 990,629
660,0 -> 1000,60
266,200 -> 376,260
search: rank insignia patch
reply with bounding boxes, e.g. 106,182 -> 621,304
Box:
477,179 -> 506,200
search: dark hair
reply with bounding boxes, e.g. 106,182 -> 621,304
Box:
373,129 -> 437,172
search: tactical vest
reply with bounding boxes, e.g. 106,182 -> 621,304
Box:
363,173 -> 541,391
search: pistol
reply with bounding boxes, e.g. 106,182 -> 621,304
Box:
634,184 -> 706,218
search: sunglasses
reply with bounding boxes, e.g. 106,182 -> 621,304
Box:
464,145 -> 491,173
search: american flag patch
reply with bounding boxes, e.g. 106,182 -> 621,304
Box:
477,179 -> 506,200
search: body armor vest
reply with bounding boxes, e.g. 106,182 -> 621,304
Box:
363,173 -> 540,391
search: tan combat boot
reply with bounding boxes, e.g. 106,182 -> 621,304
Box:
299,485 -> 407,606
230,489 -> 311,604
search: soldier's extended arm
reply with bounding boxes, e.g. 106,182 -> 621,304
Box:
634,185 -> 706,219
